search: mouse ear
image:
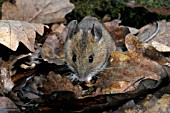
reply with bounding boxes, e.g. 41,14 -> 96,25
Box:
91,23 -> 102,42
67,20 -> 78,39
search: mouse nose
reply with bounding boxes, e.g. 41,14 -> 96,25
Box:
78,76 -> 91,82
77,70 -> 92,82
77,67 -> 87,80
84,75 -> 92,82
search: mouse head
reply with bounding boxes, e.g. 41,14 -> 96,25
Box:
64,20 -> 108,82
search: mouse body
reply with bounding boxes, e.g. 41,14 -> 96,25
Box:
64,17 -> 116,82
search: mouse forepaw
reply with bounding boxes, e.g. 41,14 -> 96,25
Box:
68,74 -> 78,81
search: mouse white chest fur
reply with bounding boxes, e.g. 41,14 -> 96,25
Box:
64,17 -> 116,82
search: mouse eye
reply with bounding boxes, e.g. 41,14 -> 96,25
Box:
72,54 -> 76,62
89,55 -> 93,63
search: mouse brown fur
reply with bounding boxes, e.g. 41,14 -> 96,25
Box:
64,16 -> 116,82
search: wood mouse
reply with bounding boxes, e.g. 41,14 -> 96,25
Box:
64,16 -> 116,82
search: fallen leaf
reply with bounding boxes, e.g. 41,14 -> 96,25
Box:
96,34 -> 168,93
102,14 -> 111,23
104,19 -> 121,32
19,76 -> 44,99
0,97 -> 20,112
152,41 -> 170,52
137,20 -> 170,52
0,20 -> 45,52
125,94 -> 170,113
51,23 -> 66,34
2,0 -> 75,24
41,34 -> 65,65
104,19 -> 130,51
141,43 -> 170,66
35,78 -> 166,113
41,71 -> 82,97
147,8 -> 170,15
127,26 -> 139,35
100,81 -> 135,94
0,65 -> 14,93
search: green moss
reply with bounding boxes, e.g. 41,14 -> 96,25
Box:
67,0 -> 169,28
136,0 -> 170,9
68,0 -> 123,20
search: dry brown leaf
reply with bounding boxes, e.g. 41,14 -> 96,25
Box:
104,19 -> 130,51
147,8 -> 170,15
125,94 -> 170,113
102,14 -> 111,23
0,66 -> 14,93
127,26 -> 139,35
0,97 -> 20,112
137,20 -> 170,52
99,81 -> 134,94
41,23 -> 67,65
152,41 -> 170,52
96,34 -> 167,93
0,20 -> 45,52
41,34 -> 65,65
2,0 -> 75,24
51,23 -> 66,34
41,71 -> 82,97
